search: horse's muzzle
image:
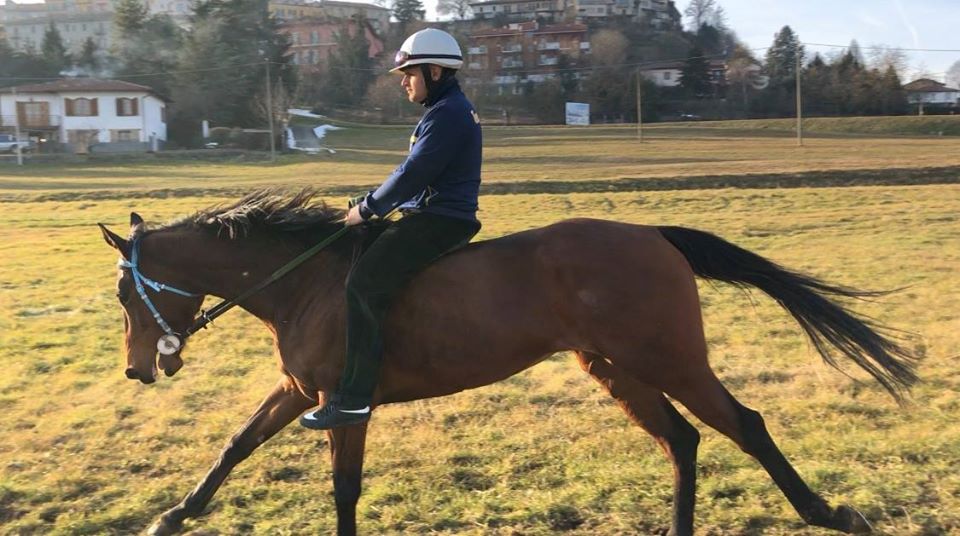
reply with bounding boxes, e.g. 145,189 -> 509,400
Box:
125,367 -> 157,384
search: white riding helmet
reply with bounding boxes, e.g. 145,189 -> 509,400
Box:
390,28 -> 463,74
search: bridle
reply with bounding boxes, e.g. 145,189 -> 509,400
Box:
119,236 -> 202,355
120,224 -> 354,356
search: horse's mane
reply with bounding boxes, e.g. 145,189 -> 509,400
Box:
160,188 -> 387,243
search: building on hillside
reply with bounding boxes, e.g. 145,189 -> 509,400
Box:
468,0 -> 677,26
281,18 -> 384,71
0,0 -> 52,23
640,58 -> 743,88
269,0 -> 390,34
3,10 -> 114,54
469,0 -> 570,24
466,21 -> 589,93
0,78 -> 168,153
904,78 -> 960,114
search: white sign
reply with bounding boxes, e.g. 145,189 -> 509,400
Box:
565,102 -> 590,126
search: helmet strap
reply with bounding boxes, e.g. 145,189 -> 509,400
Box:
420,64 -> 455,105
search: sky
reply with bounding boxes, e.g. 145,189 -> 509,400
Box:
425,0 -> 960,82
3,0 -> 957,82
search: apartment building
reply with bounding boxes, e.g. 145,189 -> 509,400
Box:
269,0 -> 390,35
469,0 -> 677,26
467,21 -> 589,91
281,18 -> 384,71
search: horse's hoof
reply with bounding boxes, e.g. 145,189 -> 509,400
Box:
833,505 -> 873,534
147,515 -> 183,536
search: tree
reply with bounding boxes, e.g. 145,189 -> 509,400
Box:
867,45 -> 908,79
590,29 -> 627,67
393,0 -> 425,25
170,0 -> 294,145
683,0 -> 716,31
42,23 -> 71,73
322,20 -> 375,106
114,14 -> 184,97
680,45 -> 711,97
947,59 -> 960,89
437,0 -> 471,20
78,37 -> 100,72
114,0 -> 149,37
764,25 -> 804,85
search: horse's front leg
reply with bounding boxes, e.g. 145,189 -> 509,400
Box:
327,415 -> 370,536
148,376 -> 315,536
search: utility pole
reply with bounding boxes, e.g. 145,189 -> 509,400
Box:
795,48 -> 803,147
636,69 -> 643,142
12,87 -> 23,166
265,59 -> 276,162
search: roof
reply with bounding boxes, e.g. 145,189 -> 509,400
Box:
9,78 -> 166,99
903,78 -> 960,93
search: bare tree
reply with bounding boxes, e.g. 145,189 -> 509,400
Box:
590,29 -> 628,67
684,0 -> 716,31
947,59 -> 960,88
866,44 -> 908,79
437,0 -> 472,20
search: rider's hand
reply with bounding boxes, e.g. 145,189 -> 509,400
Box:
345,205 -> 364,226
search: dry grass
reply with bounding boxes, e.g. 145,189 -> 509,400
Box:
0,127 -> 958,535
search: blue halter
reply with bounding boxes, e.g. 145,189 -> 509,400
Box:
118,237 -> 200,338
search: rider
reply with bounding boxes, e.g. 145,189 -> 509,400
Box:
300,28 -> 482,429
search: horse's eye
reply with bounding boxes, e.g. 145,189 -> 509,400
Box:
117,289 -> 131,305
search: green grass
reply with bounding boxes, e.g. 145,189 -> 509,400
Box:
0,127 -> 959,534
667,114 -> 960,137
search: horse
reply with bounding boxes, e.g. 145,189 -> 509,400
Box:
98,190 -> 917,536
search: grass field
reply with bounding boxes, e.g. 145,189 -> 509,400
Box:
1,124 -> 958,535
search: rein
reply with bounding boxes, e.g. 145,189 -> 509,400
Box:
125,224 -> 352,355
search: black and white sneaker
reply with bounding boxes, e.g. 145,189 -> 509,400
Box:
300,399 -> 371,430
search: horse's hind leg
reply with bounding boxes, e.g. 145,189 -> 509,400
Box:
577,351 -> 700,536
666,368 -> 872,534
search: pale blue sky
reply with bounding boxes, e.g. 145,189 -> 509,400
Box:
4,0 -> 956,80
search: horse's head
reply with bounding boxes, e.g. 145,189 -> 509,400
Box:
99,213 -> 205,384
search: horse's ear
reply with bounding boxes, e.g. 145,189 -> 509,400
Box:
99,223 -> 131,259
130,212 -> 144,228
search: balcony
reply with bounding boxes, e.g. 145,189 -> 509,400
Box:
502,59 -> 524,69
501,44 -> 522,54
468,62 -> 483,70
537,42 -> 561,51
493,75 -> 519,84
467,46 -> 487,55
1,114 -> 62,129
538,56 -> 558,66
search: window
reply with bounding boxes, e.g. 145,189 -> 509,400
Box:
116,97 -> 139,116
663,71 -> 671,81
160,106 -> 167,122
111,129 -> 140,142
65,97 -> 98,116
17,101 -> 50,127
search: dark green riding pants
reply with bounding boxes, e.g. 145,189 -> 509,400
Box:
338,212 -> 480,405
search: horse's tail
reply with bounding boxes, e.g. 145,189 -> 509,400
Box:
657,225 -> 919,401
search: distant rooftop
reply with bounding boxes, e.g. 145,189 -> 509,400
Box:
10,78 -> 163,96
904,78 -> 959,93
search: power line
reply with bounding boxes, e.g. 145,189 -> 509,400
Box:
802,42 -> 960,53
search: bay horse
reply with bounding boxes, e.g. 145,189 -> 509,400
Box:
98,190 -> 917,536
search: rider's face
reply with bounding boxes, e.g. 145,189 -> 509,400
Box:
400,65 -> 441,103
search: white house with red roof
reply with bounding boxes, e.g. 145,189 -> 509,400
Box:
903,78 -> 960,113
0,78 -> 168,153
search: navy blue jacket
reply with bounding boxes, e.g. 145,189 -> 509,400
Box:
360,78 -> 482,224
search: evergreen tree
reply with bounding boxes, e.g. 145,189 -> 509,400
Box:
879,65 -> 907,115
764,25 -> 804,85
436,0 -> 471,20
0,38 -> 59,86
78,37 -> 99,72
114,0 -> 149,37
393,0 -> 425,25
170,0 -> 294,145
41,23 -> 71,73
322,20 -> 375,106
114,14 -> 183,97
680,46 -> 711,97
